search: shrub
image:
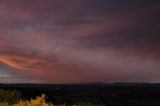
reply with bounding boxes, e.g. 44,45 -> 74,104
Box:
13,94 -> 51,106
0,91 -> 106,106
0,89 -> 21,104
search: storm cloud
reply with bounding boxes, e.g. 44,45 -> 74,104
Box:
0,0 -> 160,83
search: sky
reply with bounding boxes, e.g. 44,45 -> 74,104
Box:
0,0 -> 160,83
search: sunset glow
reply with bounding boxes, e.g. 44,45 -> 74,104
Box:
0,0 -> 159,83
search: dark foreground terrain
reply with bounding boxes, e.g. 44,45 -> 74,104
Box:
0,83 -> 160,106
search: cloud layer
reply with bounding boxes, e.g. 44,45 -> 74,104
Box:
0,0 -> 160,83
